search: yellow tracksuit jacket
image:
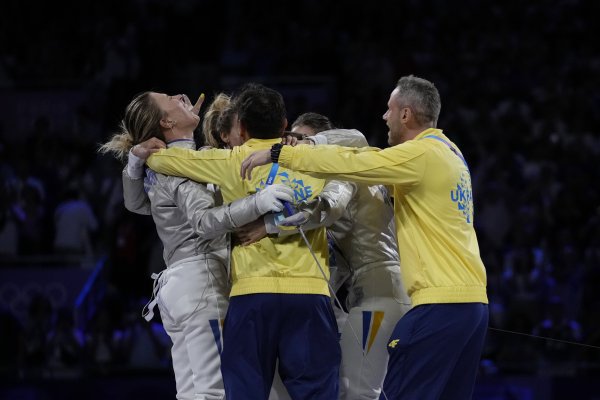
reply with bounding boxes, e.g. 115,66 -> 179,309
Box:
277,128 -> 488,306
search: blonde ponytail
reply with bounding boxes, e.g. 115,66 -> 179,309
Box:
98,122 -> 134,162
98,92 -> 164,162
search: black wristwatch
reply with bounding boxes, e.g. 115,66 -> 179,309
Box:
271,143 -> 283,163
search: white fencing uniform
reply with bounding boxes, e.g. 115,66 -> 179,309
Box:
124,140 -> 285,400
310,130 -> 412,400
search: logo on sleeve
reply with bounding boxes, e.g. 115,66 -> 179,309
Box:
450,170 -> 473,224
144,169 -> 157,193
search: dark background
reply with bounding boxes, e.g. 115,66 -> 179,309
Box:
1,0 -> 599,398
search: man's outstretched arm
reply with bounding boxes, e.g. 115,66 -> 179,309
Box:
241,142 -> 426,190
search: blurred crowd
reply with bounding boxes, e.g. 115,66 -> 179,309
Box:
1,0 -> 599,383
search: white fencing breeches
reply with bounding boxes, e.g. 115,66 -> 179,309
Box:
338,266 -> 412,400
157,256 -> 229,400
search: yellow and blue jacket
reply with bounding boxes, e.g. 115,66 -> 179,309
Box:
278,128 -> 488,307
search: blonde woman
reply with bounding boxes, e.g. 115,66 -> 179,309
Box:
100,91 -> 293,400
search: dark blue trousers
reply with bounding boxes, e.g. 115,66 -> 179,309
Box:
221,293 -> 341,400
381,303 -> 488,400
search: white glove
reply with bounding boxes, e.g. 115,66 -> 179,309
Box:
255,184 -> 294,215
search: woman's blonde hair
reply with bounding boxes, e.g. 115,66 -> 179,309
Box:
202,93 -> 234,149
98,92 -> 165,161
